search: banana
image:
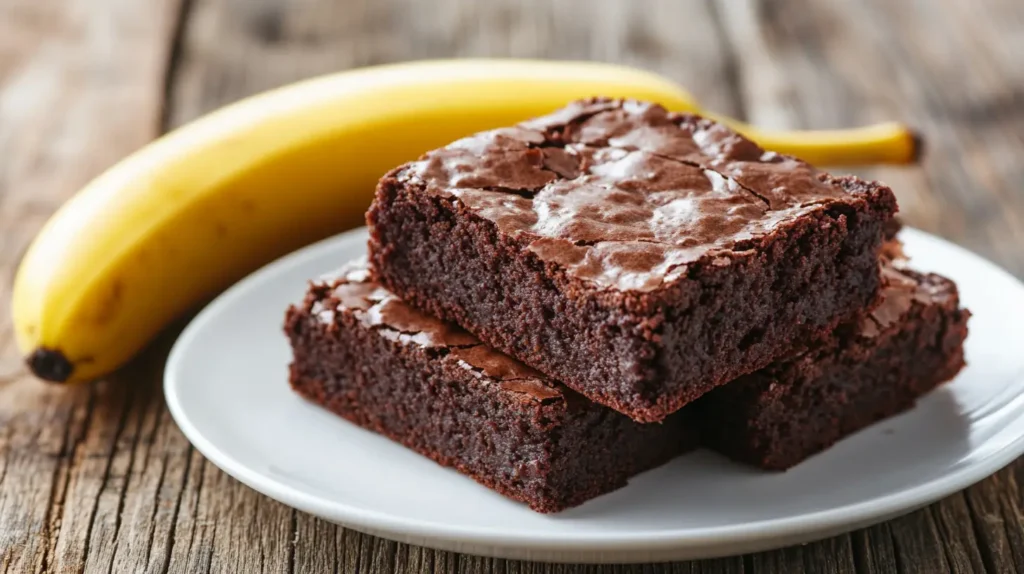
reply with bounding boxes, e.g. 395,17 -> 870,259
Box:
12,59 -> 921,384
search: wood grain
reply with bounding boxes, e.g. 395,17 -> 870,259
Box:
166,0 -> 745,126
0,0 -> 1023,572
0,1 -> 184,572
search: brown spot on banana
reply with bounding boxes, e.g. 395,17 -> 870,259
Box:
91,278 -> 125,326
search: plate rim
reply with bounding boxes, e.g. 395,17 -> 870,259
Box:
165,225 -> 1024,559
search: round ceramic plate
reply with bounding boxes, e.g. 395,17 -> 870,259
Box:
165,226 -> 1024,563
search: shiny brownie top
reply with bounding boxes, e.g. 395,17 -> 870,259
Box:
395,98 -> 889,292
309,258 -> 564,402
862,256 -> 961,338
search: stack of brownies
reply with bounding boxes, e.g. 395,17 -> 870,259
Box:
284,98 -> 970,513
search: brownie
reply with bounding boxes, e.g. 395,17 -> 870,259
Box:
283,259 -> 697,513
695,262 -> 970,470
367,98 -> 898,423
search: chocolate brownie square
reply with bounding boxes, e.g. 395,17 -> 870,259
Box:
284,259 -> 696,513
368,98 -> 898,422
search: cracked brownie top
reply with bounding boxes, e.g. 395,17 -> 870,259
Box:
307,258 -> 564,402
860,260 -> 960,338
396,98 -> 885,292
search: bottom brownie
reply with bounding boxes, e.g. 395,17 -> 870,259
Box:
284,259 -> 696,513
694,263 -> 970,470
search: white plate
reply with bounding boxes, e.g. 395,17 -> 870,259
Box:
165,226 -> 1024,563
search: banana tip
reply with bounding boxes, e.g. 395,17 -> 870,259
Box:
27,348 -> 74,383
909,128 -> 925,163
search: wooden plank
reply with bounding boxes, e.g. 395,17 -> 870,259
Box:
0,0 -> 183,572
748,545 -> 807,574
888,511 -> 953,573
962,469 -> 1024,574
677,557 -> 746,574
852,523 -> 900,573
800,536 -> 858,574
167,0 -> 744,128
931,495 -> 988,573
292,513 -> 345,573
164,449 -> 219,574
98,334 -> 199,574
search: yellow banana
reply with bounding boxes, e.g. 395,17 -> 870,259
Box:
12,59 -> 920,384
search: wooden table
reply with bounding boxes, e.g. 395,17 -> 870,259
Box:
2,0 -> 1023,572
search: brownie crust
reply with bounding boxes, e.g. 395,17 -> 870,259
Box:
695,264 -> 970,470
368,98 -> 897,422
284,260 -> 696,513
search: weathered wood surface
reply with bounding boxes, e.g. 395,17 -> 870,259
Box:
0,1 -> 186,573
1,0 -> 1023,572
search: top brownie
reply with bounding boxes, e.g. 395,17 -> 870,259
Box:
368,98 -> 898,422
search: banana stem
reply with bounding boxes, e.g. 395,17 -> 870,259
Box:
703,113 -> 922,167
